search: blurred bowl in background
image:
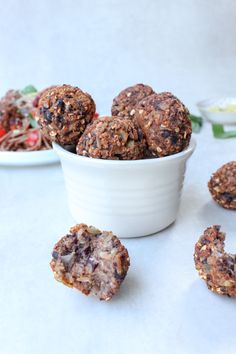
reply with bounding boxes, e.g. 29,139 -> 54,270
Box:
53,139 -> 196,238
197,97 -> 236,125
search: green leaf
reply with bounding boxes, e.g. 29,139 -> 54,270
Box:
21,85 -> 37,95
212,124 -> 236,139
189,114 -> 203,133
28,113 -> 39,128
191,121 -> 200,133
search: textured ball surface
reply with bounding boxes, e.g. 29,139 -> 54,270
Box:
38,85 -> 95,145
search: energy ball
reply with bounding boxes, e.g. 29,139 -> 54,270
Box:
137,92 -> 175,114
76,116 -> 146,160
38,85 -> 96,145
32,85 -> 57,108
111,83 -> 154,118
50,224 -> 130,301
208,161 -> 236,210
136,92 -> 192,157
194,225 -> 236,297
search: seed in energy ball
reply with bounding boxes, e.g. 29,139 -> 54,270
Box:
38,85 -> 96,145
194,225 -> 236,297
50,224 -> 130,301
135,92 -> 192,157
208,161 -> 236,210
76,116 -> 146,160
111,83 -> 154,118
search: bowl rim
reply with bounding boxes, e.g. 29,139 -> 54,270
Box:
53,137 -> 196,166
197,96 -> 236,113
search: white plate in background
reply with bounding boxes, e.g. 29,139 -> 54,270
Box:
0,149 -> 59,166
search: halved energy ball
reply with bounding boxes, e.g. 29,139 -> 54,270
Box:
111,83 -> 154,118
76,116 -> 146,160
50,224 -> 130,300
135,92 -> 192,157
208,161 -> 236,210
38,85 -> 95,145
194,225 -> 236,297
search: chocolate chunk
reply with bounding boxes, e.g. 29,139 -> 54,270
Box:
52,251 -> 59,260
56,99 -> 65,114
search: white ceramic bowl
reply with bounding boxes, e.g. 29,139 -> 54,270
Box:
197,97 -> 236,125
53,139 -> 196,238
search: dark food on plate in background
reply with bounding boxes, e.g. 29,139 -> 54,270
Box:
111,83 -> 154,118
38,85 -> 96,145
208,161 -> 236,210
50,223 -> 130,301
0,86 -> 51,151
0,89 -> 22,131
135,92 -> 192,157
76,116 -> 146,160
194,225 -> 236,297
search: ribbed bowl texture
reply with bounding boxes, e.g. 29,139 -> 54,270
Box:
53,138 -> 196,238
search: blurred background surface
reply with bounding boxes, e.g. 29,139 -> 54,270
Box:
0,0 -> 235,113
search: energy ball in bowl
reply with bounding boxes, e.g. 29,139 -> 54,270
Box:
137,92 -> 175,114
32,85 -> 57,108
208,161 -> 236,210
136,92 -> 192,157
76,116 -> 146,160
38,85 -> 96,145
111,83 -> 154,118
194,225 -> 236,297
50,223 -> 130,301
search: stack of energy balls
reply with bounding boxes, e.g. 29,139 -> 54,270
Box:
37,83 -> 192,160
